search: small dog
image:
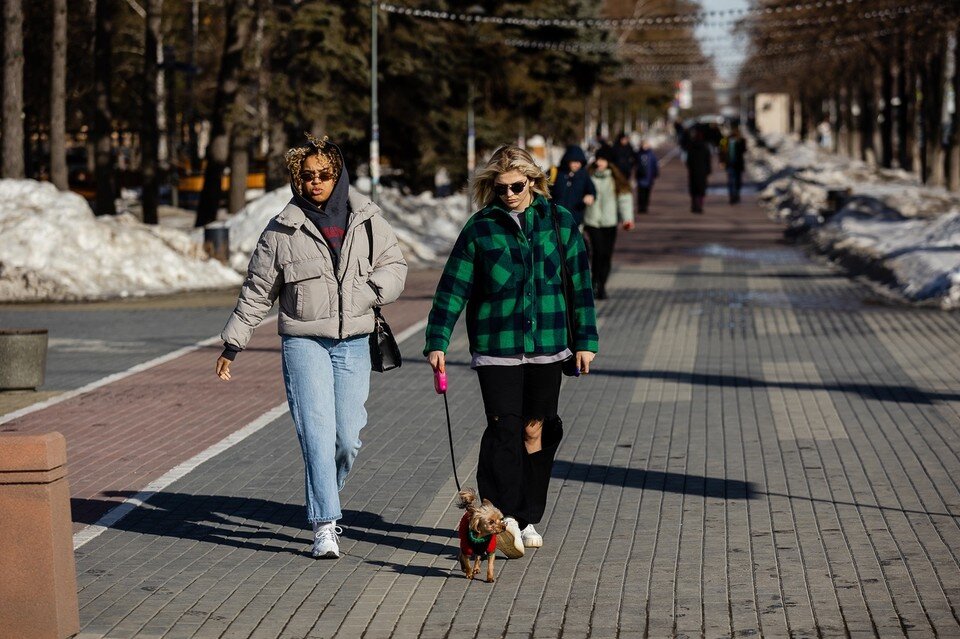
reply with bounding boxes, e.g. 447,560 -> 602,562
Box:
455,488 -> 505,582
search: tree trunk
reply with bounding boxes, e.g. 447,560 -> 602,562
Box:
918,37 -> 946,185
49,0 -> 68,189
950,28 -> 960,191
2,0 -> 25,178
266,119 -> 288,190
141,0 -> 162,224
858,74 -> 876,165
228,133 -> 249,214
880,59 -> 894,168
897,34 -> 913,172
186,0 -> 200,171
195,0 -> 254,227
93,0 -> 117,215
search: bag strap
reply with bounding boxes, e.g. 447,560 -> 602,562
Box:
364,217 -> 383,320
551,204 -> 577,349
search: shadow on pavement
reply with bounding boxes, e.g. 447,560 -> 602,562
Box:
587,368 -> 960,404
553,460 -> 755,499
70,493 -> 455,556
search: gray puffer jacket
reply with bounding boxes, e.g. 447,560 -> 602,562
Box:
221,188 -> 407,354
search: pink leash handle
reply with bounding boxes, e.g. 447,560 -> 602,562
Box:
434,370 -> 448,394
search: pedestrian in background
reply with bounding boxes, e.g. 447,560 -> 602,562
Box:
611,132 -> 636,185
584,148 -> 634,299
550,145 -> 596,226
425,145 -> 598,559
685,127 -> 711,214
635,140 -> 660,214
434,166 -> 452,197
719,125 -> 747,204
216,134 -> 407,559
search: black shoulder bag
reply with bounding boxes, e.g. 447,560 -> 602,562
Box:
551,205 -> 580,377
365,219 -> 402,372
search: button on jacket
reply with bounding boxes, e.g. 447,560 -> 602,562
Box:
424,194 -> 598,357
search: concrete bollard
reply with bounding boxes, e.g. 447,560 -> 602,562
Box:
0,433 -> 80,639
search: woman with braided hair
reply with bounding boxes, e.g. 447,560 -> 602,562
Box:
216,134 -> 407,558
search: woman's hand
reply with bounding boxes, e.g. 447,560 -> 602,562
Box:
427,350 -> 446,373
216,356 -> 232,381
576,351 -> 595,374
622,220 -> 635,231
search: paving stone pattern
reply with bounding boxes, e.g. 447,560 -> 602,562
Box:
73,252 -> 960,638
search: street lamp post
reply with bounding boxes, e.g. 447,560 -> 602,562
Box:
466,5 -> 484,215
370,0 -> 380,204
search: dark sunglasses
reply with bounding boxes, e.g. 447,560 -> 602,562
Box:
493,180 -> 527,197
299,170 -> 335,183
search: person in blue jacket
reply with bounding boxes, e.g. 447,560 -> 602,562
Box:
635,140 -> 660,214
550,145 -> 596,226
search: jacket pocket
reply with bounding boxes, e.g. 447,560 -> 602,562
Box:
282,258 -> 332,321
352,256 -> 377,314
540,240 -> 563,286
480,248 -> 519,296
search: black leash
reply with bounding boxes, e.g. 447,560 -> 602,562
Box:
442,390 -> 462,492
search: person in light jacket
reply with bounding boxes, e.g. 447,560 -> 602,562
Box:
584,148 -> 634,300
215,134 -> 407,559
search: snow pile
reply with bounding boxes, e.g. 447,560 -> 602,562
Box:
0,179 -> 242,302
752,136 -> 960,309
225,185 -> 470,271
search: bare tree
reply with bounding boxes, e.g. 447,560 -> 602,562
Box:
2,0 -> 25,178
50,0 -> 68,189
195,0 -> 255,227
93,0 -> 117,215
142,0 -> 162,224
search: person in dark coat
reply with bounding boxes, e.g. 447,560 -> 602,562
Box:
550,145 -> 596,226
719,126 -> 748,204
685,128 -> 711,214
635,140 -> 660,214
611,133 -> 636,183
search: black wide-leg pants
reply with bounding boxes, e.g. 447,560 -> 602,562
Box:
475,362 -> 564,528
584,225 -> 617,297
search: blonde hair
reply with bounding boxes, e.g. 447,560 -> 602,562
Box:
473,145 -> 551,209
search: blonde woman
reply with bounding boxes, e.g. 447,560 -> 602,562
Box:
216,135 -> 407,559
424,145 -> 598,558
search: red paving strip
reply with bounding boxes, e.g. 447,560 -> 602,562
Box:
2,269 -> 442,533
617,148 -> 784,265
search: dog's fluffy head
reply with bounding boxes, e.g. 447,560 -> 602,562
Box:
457,488 -> 506,538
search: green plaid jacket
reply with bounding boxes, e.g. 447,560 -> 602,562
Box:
424,194 -> 599,357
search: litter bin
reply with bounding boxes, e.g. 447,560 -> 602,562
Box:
204,224 -> 230,265
0,329 -> 48,390
825,188 -> 851,217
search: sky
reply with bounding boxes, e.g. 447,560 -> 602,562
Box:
696,0 -> 751,81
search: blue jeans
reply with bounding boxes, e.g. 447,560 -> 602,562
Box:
281,335 -> 371,523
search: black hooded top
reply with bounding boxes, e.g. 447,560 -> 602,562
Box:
291,142 -> 351,267
549,145 -> 595,225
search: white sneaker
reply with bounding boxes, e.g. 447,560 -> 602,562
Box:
497,517 -> 525,558
311,522 -> 342,559
521,524 -> 543,548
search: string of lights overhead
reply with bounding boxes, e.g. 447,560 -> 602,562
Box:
378,0 -> 930,30
496,25 -> 899,58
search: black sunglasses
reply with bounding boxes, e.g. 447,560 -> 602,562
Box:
493,180 -> 527,197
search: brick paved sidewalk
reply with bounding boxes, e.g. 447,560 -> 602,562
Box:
65,157 -> 960,638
